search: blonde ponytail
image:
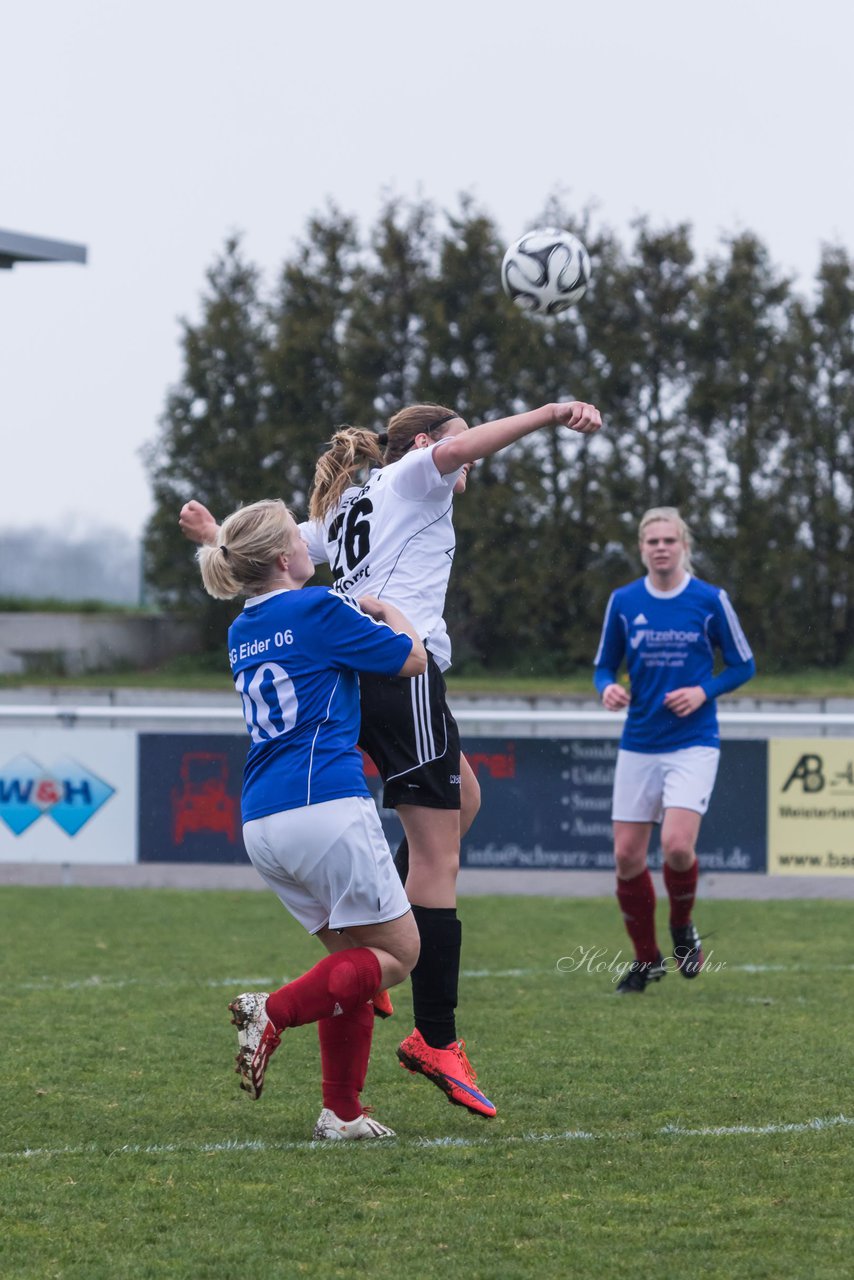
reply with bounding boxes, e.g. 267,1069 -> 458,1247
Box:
309,426 -> 384,521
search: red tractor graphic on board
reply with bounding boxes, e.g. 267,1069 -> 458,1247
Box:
172,751 -> 238,844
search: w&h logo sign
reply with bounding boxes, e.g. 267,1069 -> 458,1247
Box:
0,754 -> 115,836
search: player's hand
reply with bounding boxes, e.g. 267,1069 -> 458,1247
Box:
179,500 -> 219,546
663,686 -> 707,717
602,682 -> 630,711
552,401 -> 602,435
358,595 -> 385,619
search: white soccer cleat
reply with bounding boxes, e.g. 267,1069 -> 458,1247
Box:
312,1108 -> 396,1141
228,992 -> 280,1100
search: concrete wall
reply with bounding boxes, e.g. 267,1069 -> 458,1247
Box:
0,613 -> 201,676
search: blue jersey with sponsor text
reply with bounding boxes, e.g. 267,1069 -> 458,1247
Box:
593,575 -> 755,752
228,587 -> 412,821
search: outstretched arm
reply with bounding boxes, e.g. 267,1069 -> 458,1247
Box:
432,401 -> 601,475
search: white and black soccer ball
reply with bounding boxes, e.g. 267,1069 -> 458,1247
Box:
501,227 -> 591,316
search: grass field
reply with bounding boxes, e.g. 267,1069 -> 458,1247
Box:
2,890 -> 852,1279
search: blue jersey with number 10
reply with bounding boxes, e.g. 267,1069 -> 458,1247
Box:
228,586 -> 412,822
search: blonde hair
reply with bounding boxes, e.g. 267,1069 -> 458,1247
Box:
309,426 -> 384,522
308,406 -> 460,521
197,499 -> 295,599
638,506 -> 694,572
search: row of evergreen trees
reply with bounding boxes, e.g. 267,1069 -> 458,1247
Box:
144,196 -> 854,673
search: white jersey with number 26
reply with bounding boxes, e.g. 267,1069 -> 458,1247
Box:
300,442 -> 463,671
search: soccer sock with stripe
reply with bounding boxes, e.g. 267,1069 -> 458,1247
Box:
616,869 -> 659,964
410,904 -> 461,1048
265,948 -> 381,1030
318,1000 -> 375,1122
663,860 -> 699,928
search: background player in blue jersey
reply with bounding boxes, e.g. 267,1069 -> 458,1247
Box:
593,506 -> 755,994
197,498 -> 427,1139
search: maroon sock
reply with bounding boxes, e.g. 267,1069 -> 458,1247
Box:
318,1001 -> 374,1122
663,861 -> 698,928
616,869 -> 659,963
265,948 -> 381,1030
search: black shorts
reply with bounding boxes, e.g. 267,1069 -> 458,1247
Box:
358,652 -> 462,811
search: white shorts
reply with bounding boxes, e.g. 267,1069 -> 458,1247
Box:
612,747 -> 720,824
242,795 -> 411,935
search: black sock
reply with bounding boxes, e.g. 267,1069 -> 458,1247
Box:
410,905 -> 461,1048
393,836 -> 409,885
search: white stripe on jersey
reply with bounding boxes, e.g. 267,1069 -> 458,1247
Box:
305,674 -> 341,806
593,593 -> 617,666
718,590 -> 753,661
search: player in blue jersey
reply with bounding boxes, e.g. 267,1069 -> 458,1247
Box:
593,507 -> 755,994
182,397 -> 602,1117
197,498 -> 427,1139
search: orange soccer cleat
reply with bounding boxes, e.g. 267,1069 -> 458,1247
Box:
371,989 -> 394,1019
397,1028 -> 496,1118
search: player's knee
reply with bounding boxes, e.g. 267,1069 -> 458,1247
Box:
615,851 -> 646,879
613,835 -> 647,878
661,826 -> 696,863
662,843 -> 695,870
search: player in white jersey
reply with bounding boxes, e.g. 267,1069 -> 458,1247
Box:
593,507 -> 755,994
180,397 -> 601,1117
305,399 -> 601,1116
195,497 -> 427,1139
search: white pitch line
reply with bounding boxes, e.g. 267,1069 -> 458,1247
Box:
16,976 -> 282,993
2,1115 -> 851,1163
660,1116 -> 853,1137
14,962 -> 854,993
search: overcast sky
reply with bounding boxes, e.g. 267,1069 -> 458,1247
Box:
3,0 -> 852,541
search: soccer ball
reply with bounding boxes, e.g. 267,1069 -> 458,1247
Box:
501,228 -> 591,316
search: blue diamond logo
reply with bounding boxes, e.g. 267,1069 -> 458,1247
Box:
0,754 -> 115,837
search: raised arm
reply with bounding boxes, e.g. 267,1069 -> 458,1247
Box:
431,401 -> 601,475
179,500 -> 219,545
180,501 -> 328,568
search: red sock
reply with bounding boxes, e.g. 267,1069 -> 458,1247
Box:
318,1001 -> 375,1122
663,861 -> 698,927
265,948 -> 381,1030
616,869 -> 659,963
